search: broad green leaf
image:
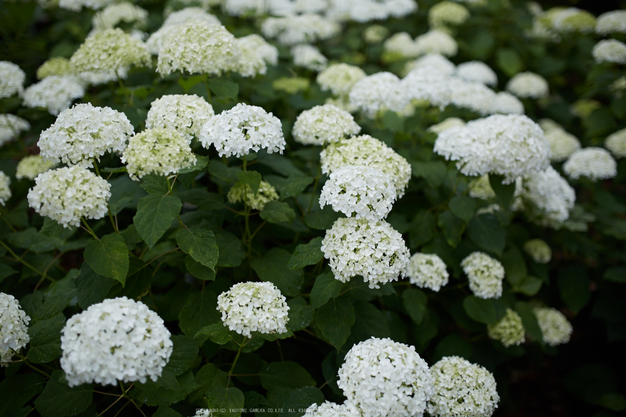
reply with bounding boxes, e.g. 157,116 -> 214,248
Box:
154,406 -> 183,417
463,295 -> 497,324
315,296 -> 355,350
449,195 -> 476,223
277,174 -> 313,200
175,189 -> 225,210
140,174 -> 169,194
403,288 -> 428,325
0,264 -> 18,283
382,110 -> 405,132
260,362 -> 316,390
503,246 -> 527,287
207,386 -> 245,417
558,266 -> 591,313
178,75 -> 205,93
251,248 -> 304,297
412,161 -> 447,188
185,256 -> 216,281
410,210 -> 435,248
467,214 -> 505,256
74,263 -> 114,309
121,224 -> 143,249
260,201 -> 296,224
467,30 -> 495,59
0,373 -> 44,417
351,301 -> 390,340
33,273 -> 77,321
176,227 -> 219,271
513,275 -> 543,296
604,267 -> 626,283
108,175 -> 145,215
34,370 -> 93,417
84,233 -> 129,286
310,273 -> 342,309
208,160 -> 240,184
304,205 -> 341,230
178,290 -> 220,336
117,257 -> 152,299
164,335 -> 199,376
179,155 -> 209,174
134,194 -> 182,248
237,170 -> 262,195
288,237 -> 323,269
514,301 -> 543,344
257,153 -> 305,177
287,297 -> 314,331
438,211 -> 466,248
191,364 -> 228,403
27,313 -> 65,364
433,334 -> 473,362
131,370 -> 195,407
195,322 -> 233,345
215,230 -> 245,267
207,78 -> 239,100
279,386 -> 324,417
496,48 -> 524,76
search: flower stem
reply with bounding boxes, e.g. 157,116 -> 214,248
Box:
227,338 -> 247,388
81,218 -> 99,240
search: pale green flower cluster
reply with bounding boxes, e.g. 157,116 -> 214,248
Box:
592,39 -> 626,65
523,239 -> 552,264
36,57 -> 72,79
406,253 -> 449,291
605,128 -> 626,158
363,24 -> 389,44
92,2 -> 148,33
121,128 -> 196,180
506,71 -> 549,98
469,175 -> 496,200
145,94 -> 214,141
533,306 -> 573,346
596,10 -> 626,35
550,7 -> 596,33
461,251 -> 505,299
0,61 -> 25,98
227,181 -> 279,211
0,114 -> 30,147
15,155 -> 57,181
487,309 -> 526,347
543,126 -> 581,162
383,32 -> 421,61
292,104 -> 361,145
0,293 -> 30,365
0,172 -> 11,206
317,63 -> 367,97
272,77 -> 310,94
428,1 -> 470,29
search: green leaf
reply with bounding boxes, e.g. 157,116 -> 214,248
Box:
403,288 -> 428,325
175,189 -> 225,210
118,257 -> 152,299
433,334 -> 473,362
276,174 -> 313,200
84,233 -> 129,286
164,335 -> 199,377
502,246 -> 527,287
179,155 -> 209,174
513,275 -> 543,296
467,214 -> 505,256
131,370 -> 195,407
466,30 -> 494,59
195,322 -> 233,345
0,263 -> 18,283
251,248 -> 304,297
438,211 -> 466,248
215,230 -> 245,267
185,256 -> 216,281
176,227 -> 219,271
260,362 -> 316,390
207,386 -> 245,417
260,201 -> 296,224
279,386 -> 324,417
191,364 -> 228,403
33,273 -> 77,321
315,296 -> 355,350
288,237 -> 323,269
310,273 -> 342,309
108,175 -> 145,215
287,297 -> 314,331
34,370 -> 93,417
351,301 -> 390,340
178,290 -> 220,336
558,266 -> 591,313
74,263 -> 114,309
237,170 -> 262,195
208,160 -> 240,184
304,205 -> 341,230
410,210 -> 435,248
449,195 -> 476,223
382,110 -> 405,132
514,301 -> 543,344
153,406 -> 183,417
140,174 -> 170,194
496,48 -> 524,76
207,78 -> 239,100
178,75 -> 205,93
604,267 -> 626,283
489,175 -> 516,209
412,161 -> 447,188
134,194 -> 182,248
27,313 -> 65,364
463,295 -> 497,324
0,373 -> 44,417
598,393 -> 626,411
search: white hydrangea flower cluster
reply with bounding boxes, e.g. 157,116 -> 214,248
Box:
317,63 -> 367,97
38,103 -> 134,167
321,135 -> 411,198
217,282 -> 289,338
0,293 -> 30,365
327,0 -> 417,23
406,253 -> 449,291
523,239 -> 552,264
227,180 -> 279,211
605,127 -> 626,158
146,94 -> 214,141
349,72 -> 408,118
69,28 -> 150,75
404,53 -> 456,76
513,166 -> 576,227
550,7 -> 596,33
383,32 -> 421,61
455,61 -> 497,86
468,175 -> 495,200
533,306 -> 573,346
0,114 -> 30,147
563,147 -> 617,181
59,0 -> 114,11
146,8 -> 221,55
27,166 -> 111,228
401,66 -> 452,109
487,309 -> 526,347
235,34 -> 278,78
592,39 -> 626,65
222,0 -> 268,16
192,409 -> 213,417
543,127 -> 581,162
428,1 -> 470,28
0,61 -> 25,98
506,72 -> 549,98
304,401 -> 360,417
92,2 -> 148,33
448,77 -> 497,115
434,114 -> 551,183
200,103 -> 285,158
492,92 -> 525,115
427,356 -> 500,417
596,10 -> 626,35
36,57 -> 72,80
337,337 -> 433,417
461,251 -> 505,299
427,117 -> 465,135
157,22 -> 241,76
122,128 -> 196,180
363,24 -> 389,44
15,155 -> 56,181
261,14 -> 340,46
292,104 -> 361,145
0,172 -> 11,206
22,76 -> 85,115
321,217 -> 410,288
291,44 -> 328,72
414,30 -> 458,57
320,165 -> 397,221
61,297 -> 173,387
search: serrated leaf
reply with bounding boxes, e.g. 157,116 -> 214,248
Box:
412,161 -> 447,188
438,210 -> 466,248
207,78 -> 239,100
260,362 -> 316,390
178,291 -> 219,336
287,297 -> 314,331
207,386 -> 245,417
315,296 -> 355,350
260,201 -> 296,224
288,237 -> 323,269
195,322 -> 232,345
74,263 -> 114,309
178,75 -> 205,93
403,288 -> 428,325
514,301 -> 543,344
154,406 -> 183,417
603,267 -> 626,283
513,275 -> 543,296
276,174 -> 313,200
33,273 -> 77,321
176,228 -> 219,271
108,175 -> 145,215
175,189 -> 225,210
251,248 -> 304,297
310,273 -> 342,309
215,230 -> 245,268
208,160 -> 240,184
237,171 -> 262,195
463,295 -> 497,324
27,313 -> 65,364
503,246 -> 527,287
279,386 -> 324,417
164,335 -> 199,376
179,155 -> 209,174
34,370 -> 93,417
84,233 -> 129,286
140,174 -> 170,194
131,370 -> 195,407
304,205 -> 341,230
449,195 -> 476,223
191,364 -> 228,403
489,175 -> 516,209
351,301 -> 390,340
185,256 -> 216,281
134,194 -> 182,248
558,266 -> 590,313
410,210 -> 435,248
467,214 -> 505,256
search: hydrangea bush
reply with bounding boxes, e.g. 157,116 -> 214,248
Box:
0,1 -> 625,416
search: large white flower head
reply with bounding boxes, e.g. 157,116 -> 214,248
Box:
455,61 -> 497,86
434,114 -> 551,183
291,44 -> 328,72
523,239 -> 552,264
321,135 -> 411,198
0,293 -> 30,366
199,103 -> 284,158
596,10 -> 626,35
59,0 -> 115,11
122,128 -> 196,180
0,114 -> 30,147
320,165 -> 397,221
92,2 -> 148,33
544,127 -> 581,162
227,180 -> 279,211
427,117 -> 465,135
321,217 -> 410,288
487,308 -> 525,347
406,253 -> 449,291
563,147 -> 617,181
146,8 -> 221,55
69,28 -> 150,75
401,66 -> 452,109
157,21 -> 241,76
348,72 -> 409,118
533,306 -> 573,346
513,166 -> 576,227
217,282 -> 289,338
428,1 -> 470,28
261,14 -> 341,46
0,61 -> 25,98
414,30 -> 458,57
22,76 -> 85,116
326,0 -> 418,23
60,297 -> 173,387
404,53 -> 456,76
605,127 -> 626,158
448,77 -> 496,115
146,94 -> 214,141
592,39 -> 626,65
461,251 -> 505,299
305,401 -> 360,417
317,63 -> 367,97
0,172 -> 11,206
38,103 -> 134,168
223,0 -> 269,16
235,34 -> 278,78
292,104 -> 361,145
383,32 -> 421,61
27,166 -> 111,228
492,92 -> 525,115
427,356 -> 499,417
15,155 -> 57,181
337,337 -> 434,417
506,72 -> 549,99
550,7 -> 596,33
